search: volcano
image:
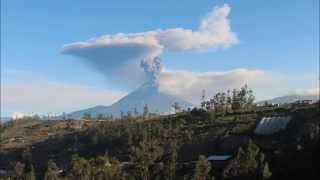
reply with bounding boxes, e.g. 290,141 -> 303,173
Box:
69,83 -> 193,118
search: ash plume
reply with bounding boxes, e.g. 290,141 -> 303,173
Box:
140,57 -> 163,86
62,4 -> 238,87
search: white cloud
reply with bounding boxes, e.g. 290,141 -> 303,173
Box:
62,4 -> 238,85
1,79 -> 126,116
12,112 -> 26,120
289,88 -> 320,96
63,4 -> 237,53
156,4 -> 238,51
158,68 -> 274,104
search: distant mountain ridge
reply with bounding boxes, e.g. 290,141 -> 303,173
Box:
257,94 -> 319,105
69,83 -> 193,118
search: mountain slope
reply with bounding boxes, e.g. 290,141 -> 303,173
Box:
70,83 -> 193,118
257,94 -> 319,105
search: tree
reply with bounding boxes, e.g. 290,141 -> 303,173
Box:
127,111 -> 133,119
44,160 -> 60,180
212,92 -> 227,113
143,104 -> 149,120
66,155 -> 124,180
201,89 -> 206,109
205,100 -> 212,111
226,89 -> 232,113
201,101 -> 207,110
172,102 -> 181,113
25,163 -> 36,180
246,88 -> 255,109
14,162 -> 25,179
258,152 -> 272,180
223,139 -> 271,180
83,112 -> 92,120
97,113 -> 104,120
231,89 -> 241,110
261,162 -> 272,180
192,155 -> 212,180
134,107 -> 139,117
120,111 -> 125,119
68,154 -> 91,180
230,85 -> 255,111
89,156 -> 123,180
237,84 -> 255,110
130,128 -> 163,180
166,137 -> 178,180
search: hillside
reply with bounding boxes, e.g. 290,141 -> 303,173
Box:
1,103 -> 319,180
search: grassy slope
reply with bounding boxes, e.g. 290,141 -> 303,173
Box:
0,104 -> 319,179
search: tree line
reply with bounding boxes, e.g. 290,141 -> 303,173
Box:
201,84 -> 255,113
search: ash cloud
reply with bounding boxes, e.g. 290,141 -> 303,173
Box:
62,4 -> 238,86
140,57 -> 163,85
62,41 -> 162,86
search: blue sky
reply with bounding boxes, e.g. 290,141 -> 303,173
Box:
1,0 -> 319,117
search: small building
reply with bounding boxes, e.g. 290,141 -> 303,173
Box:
207,155 -> 232,170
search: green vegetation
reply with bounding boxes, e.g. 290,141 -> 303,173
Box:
9,161 -> 36,180
44,160 -> 60,180
201,85 -> 255,113
222,140 -> 271,180
192,155 -> 213,180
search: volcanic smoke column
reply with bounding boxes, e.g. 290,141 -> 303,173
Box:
140,57 -> 163,86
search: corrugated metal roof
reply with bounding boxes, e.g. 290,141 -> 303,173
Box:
207,155 -> 231,161
254,116 -> 291,135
